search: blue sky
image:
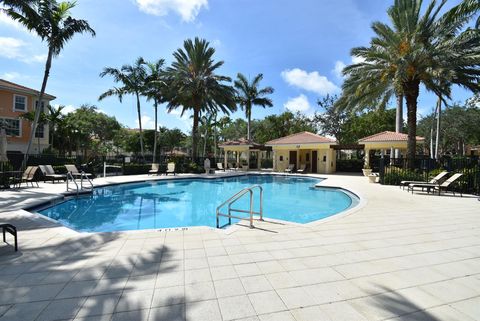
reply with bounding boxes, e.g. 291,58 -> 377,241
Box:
0,0 -> 471,133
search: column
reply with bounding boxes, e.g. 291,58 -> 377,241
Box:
364,148 -> 370,168
246,150 -> 250,171
224,151 -> 228,170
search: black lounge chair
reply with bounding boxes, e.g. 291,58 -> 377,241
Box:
39,165 -> 66,183
1,223 -> 17,251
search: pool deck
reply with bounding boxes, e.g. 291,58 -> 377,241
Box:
0,172 -> 479,321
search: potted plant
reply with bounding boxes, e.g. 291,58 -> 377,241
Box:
362,164 -> 372,176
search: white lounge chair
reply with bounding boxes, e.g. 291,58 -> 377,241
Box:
297,164 -> 306,173
165,162 -> 176,176
148,163 -> 160,175
65,164 -> 93,179
284,164 -> 295,173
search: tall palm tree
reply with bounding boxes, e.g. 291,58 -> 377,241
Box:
46,104 -> 64,150
234,73 -> 274,141
164,38 -> 237,159
2,0 -> 95,166
338,0 -> 480,166
142,59 -> 166,163
99,57 -> 148,158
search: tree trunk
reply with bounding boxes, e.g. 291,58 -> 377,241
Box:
213,114 -> 217,158
247,105 -> 251,141
136,93 -> 145,159
152,100 -> 158,163
192,108 -> 199,159
404,81 -> 420,169
395,94 -> 403,158
435,95 -> 441,160
430,104 -> 437,159
23,47 -> 53,168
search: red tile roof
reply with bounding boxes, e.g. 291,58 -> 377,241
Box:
266,131 -> 335,145
219,138 -> 256,146
0,79 -> 56,100
358,131 -> 424,143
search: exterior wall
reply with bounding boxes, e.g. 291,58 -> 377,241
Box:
271,144 -> 337,174
0,89 -> 51,153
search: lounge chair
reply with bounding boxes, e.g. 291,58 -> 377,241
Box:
39,165 -> 66,183
400,171 -> 449,190
11,166 -> 38,188
148,163 -> 160,176
408,173 -> 464,196
65,164 -> 93,179
217,163 -> 226,171
1,223 -> 17,251
284,164 -> 295,173
165,162 -> 176,176
297,164 -> 307,173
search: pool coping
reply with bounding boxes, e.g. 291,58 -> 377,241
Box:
18,172 -> 367,235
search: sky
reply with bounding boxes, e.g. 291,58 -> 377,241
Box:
0,0 -> 472,133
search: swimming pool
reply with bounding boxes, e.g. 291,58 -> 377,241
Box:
37,175 -> 358,232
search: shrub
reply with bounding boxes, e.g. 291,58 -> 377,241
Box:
382,167 -> 425,185
123,164 -> 151,175
337,159 -> 364,172
261,159 -> 273,168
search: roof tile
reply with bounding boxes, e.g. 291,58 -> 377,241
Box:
358,131 -> 424,143
266,131 -> 335,145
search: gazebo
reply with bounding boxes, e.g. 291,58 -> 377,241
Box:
266,132 -> 337,173
219,138 -> 271,170
358,131 -> 425,167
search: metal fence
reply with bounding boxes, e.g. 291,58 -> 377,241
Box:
376,156 -> 480,195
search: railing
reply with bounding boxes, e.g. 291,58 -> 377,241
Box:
66,172 -> 79,194
216,185 -> 263,228
80,171 -> 94,191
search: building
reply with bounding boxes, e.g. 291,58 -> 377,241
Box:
0,79 -> 56,153
266,131 -> 337,173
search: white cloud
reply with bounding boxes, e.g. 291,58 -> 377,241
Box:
135,0 -> 208,22
352,56 -> 366,64
333,60 -> 346,79
0,72 -> 21,81
21,54 -> 47,64
284,94 -> 312,113
53,104 -> 77,115
0,11 -> 30,33
281,68 -> 339,95
0,37 -> 25,59
136,115 -> 155,129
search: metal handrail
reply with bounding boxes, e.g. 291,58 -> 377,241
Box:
216,185 -> 263,228
80,171 -> 93,190
66,172 -> 79,195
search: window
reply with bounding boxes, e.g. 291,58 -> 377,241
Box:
13,95 -> 27,111
35,100 -> 46,113
35,124 -> 45,138
279,156 -> 284,161
0,118 -> 21,137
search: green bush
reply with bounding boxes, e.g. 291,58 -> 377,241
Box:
383,167 -> 425,185
337,159 -> 364,172
183,162 -> 204,174
123,164 -> 151,175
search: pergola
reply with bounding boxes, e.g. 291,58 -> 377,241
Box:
218,138 -> 271,170
358,131 -> 425,167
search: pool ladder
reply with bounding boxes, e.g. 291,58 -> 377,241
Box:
66,171 -> 93,195
216,185 -> 263,228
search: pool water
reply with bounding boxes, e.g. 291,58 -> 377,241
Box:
37,175 -> 357,232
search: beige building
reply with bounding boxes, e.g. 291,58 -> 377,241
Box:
358,131 -> 425,166
266,132 -> 337,174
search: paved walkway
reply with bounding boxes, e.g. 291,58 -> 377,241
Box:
0,173 -> 479,321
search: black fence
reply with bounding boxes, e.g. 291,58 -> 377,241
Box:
1,153 -> 228,177
376,156 -> 480,195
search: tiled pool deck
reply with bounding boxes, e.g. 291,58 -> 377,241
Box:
0,172 -> 479,321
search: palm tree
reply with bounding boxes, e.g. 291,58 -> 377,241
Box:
164,38 -> 237,159
234,73 -> 274,141
142,59 -> 166,163
99,57 -> 148,158
2,0 -> 95,166
338,0 -> 480,166
46,104 -> 64,150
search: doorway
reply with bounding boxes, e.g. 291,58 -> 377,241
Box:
311,151 -> 318,173
289,151 -> 297,169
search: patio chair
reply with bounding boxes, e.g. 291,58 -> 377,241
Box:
65,164 -> 93,179
297,164 -> 307,173
408,173 -> 464,196
11,166 -> 38,188
39,165 -> 66,183
165,162 -> 176,176
217,163 -> 226,171
400,171 -> 449,190
148,163 -> 160,176
284,164 -> 295,173
1,223 -> 17,251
